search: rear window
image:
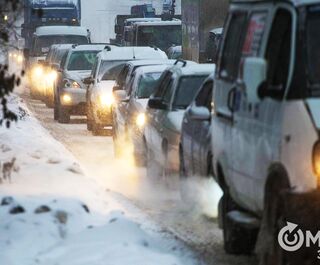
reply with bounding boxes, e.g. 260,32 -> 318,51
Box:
173,75 -> 208,109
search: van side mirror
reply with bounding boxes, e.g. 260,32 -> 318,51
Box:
243,57 -> 267,104
188,106 -> 211,121
148,98 -> 168,110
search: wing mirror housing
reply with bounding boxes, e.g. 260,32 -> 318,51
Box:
243,57 -> 267,104
113,90 -> 128,102
148,98 -> 168,110
83,76 -> 94,85
188,106 -> 211,121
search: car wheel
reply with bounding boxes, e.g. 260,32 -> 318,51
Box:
146,145 -> 162,178
256,165 -> 290,265
58,103 -> 70,124
87,104 -> 93,131
113,125 -> 121,158
54,96 -> 59,120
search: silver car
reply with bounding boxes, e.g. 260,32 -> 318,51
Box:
145,61 -> 214,177
53,44 -> 107,123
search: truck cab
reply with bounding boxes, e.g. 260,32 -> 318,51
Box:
211,0 -> 320,262
124,20 -> 182,53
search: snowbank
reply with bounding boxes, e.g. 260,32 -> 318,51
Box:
0,95 -> 196,265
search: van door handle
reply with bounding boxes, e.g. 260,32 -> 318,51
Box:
227,87 -> 236,112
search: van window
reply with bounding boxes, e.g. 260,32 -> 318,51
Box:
264,9 -> 292,99
220,12 -> 247,81
195,81 -> 213,111
242,12 -> 268,57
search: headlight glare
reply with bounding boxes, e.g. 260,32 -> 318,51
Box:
313,141 -> 320,181
136,113 -> 146,128
99,93 -> 114,107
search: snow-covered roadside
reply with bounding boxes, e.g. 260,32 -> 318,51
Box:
0,95 -> 197,265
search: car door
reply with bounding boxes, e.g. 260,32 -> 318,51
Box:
146,71 -> 174,161
231,5 -> 294,212
212,10 -> 249,192
192,81 -> 213,176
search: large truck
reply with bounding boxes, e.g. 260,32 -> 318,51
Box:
22,0 -> 81,51
181,0 -> 228,62
123,20 -> 182,53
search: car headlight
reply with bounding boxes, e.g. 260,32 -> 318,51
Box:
313,141 -> 320,180
64,79 -> 80,89
17,55 -> 23,63
99,93 -> 114,107
136,113 -> 146,128
46,71 -> 57,83
33,66 -> 43,77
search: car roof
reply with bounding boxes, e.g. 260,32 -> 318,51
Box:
125,59 -> 174,67
134,64 -> 170,76
35,26 -> 88,36
169,63 -> 215,77
125,17 -> 161,23
70,44 -> 112,52
133,20 -> 181,26
98,46 -> 168,61
231,0 -> 319,7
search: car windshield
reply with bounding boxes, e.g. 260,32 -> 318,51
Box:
33,35 -> 88,56
98,60 -> 127,80
67,51 -> 99,71
136,72 -> 162,98
173,75 -> 208,109
137,25 -> 181,51
306,5 -> 320,90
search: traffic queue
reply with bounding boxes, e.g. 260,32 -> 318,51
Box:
23,0 -> 320,264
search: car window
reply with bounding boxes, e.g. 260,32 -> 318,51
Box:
162,78 -> 174,104
195,81 -> 213,111
136,72 -> 162,98
116,65 -> 130,89
67,51 -> 100,71
153,71 -> 172,97
173,75 -> 208,109
264,8 -> 292,99
220,12 -> 248,81
101,63 -> 126,81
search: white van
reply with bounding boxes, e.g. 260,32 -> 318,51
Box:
211,0 -> 320,262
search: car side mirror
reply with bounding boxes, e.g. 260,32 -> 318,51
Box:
243,57 -> 267,104
83,76 -> 94,85
148,98 -> 168,110
113,90 -> 127,102
112,84 -> 121,92
51,63 -> 62,72
189,106 -> 211,121
23,48 -> 29,60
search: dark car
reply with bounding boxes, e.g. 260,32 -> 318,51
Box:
179,74 -> 214,201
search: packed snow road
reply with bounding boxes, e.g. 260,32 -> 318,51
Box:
24,93 -> 256,265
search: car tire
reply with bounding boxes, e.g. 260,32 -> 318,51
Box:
146,145 -> 162,178
87,104 -> 93,131
58,104 -> 70,124
113,125 -> 121,158
256,165 -> 290,265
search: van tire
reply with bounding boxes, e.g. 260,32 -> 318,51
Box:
256,165 -> 290,265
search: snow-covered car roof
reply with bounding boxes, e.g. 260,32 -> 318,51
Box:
98,47 -> 167,61
133,20 -> 181,27
125,17 -> 161,24
35,26 -> 88,36
232,0 -> 319,6
167,45 -> 182,52
125,59 -> 174,67
71,44 -> 114,52
134,64 -> 171,76
210,28 -> 223,35
170,63 -> 215,77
